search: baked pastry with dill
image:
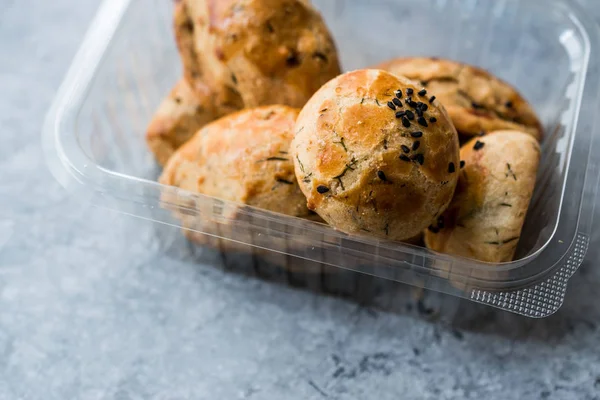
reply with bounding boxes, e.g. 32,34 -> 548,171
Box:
375,57 -> 543,141
146,79 -> 243,166
424,130 -> 541,263
175,0 -> 341,108
292,69 -> 460,242
161,105 -> 311,220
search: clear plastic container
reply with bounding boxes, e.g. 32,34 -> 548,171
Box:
43,0 -> 600,318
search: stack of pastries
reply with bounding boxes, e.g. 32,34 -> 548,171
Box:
149,0 -> 542,264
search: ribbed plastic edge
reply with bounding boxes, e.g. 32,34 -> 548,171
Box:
471,233 -> 590,317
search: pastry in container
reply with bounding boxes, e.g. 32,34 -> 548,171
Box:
376,57 -> 543,141
146,79 -> 243,166
44,0 -> 600,318
174,0 -> 341,107
424,130 -> 541,263
146,0 -> 342,164
160,105 -> 318,264
292,69 -> 460,242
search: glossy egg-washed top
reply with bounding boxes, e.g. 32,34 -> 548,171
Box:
176,0 -> 341,109
292,69 -> 460,241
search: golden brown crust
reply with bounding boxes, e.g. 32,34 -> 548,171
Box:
145,79 -> 243,166
424,130 -> 541,263
292,69 -> 460,241
375,57 -> 543,140
176,0 -> 341,108
160,105 -> 311,218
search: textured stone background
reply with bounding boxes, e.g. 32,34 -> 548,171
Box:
1,0 -> 600,399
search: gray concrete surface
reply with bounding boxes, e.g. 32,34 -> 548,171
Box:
1,0 -> 600,399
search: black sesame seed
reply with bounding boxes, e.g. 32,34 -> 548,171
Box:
183,20 -> 194,32
286,52 -> 301,68
377,170 -> 387,181
417,102 -> 428,111
418,116 -> 428,127
448,162 -> 456,173
428,225 -> 440,234
418,89 -> 427,96
406,88 -> 414,95
416,108 -> 424,117
401,145 -> 410,153
395,90 -> 402,98
387,101 -> 396,111
400,155 -> 411,162
396,111 -> 406,118
412,141 -> 421,151
505,101 -> 513,108
429,96 -> 436,104
405,110 -> 415,120
410,131 -> 423,138
317,185 -> 330,194
393,98 -> 403,107
408,100 -> 418,108
263,157 -> 289,162
429,117 -> 437,123
473,140 -> 485,151
460,160 -> 465,169
412,153 -> 425,165
402,117 -> 411,128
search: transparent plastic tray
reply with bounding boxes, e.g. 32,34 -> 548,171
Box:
44,0 -> 600,317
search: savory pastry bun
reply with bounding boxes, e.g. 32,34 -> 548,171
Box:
376,57 -> 542,141
292,69 -> 460,241
160,105 -> 311,218
424,130 -> 541,263
175,0 -> 341,108
146,79 -> 243,166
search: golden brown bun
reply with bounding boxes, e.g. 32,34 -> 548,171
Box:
146,79 -> 243,166
375,57 -> 542,141
160,105 -> 311,218
292,69 -> 460,241
424,130 -> 541,263
176,0 -> 341,108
